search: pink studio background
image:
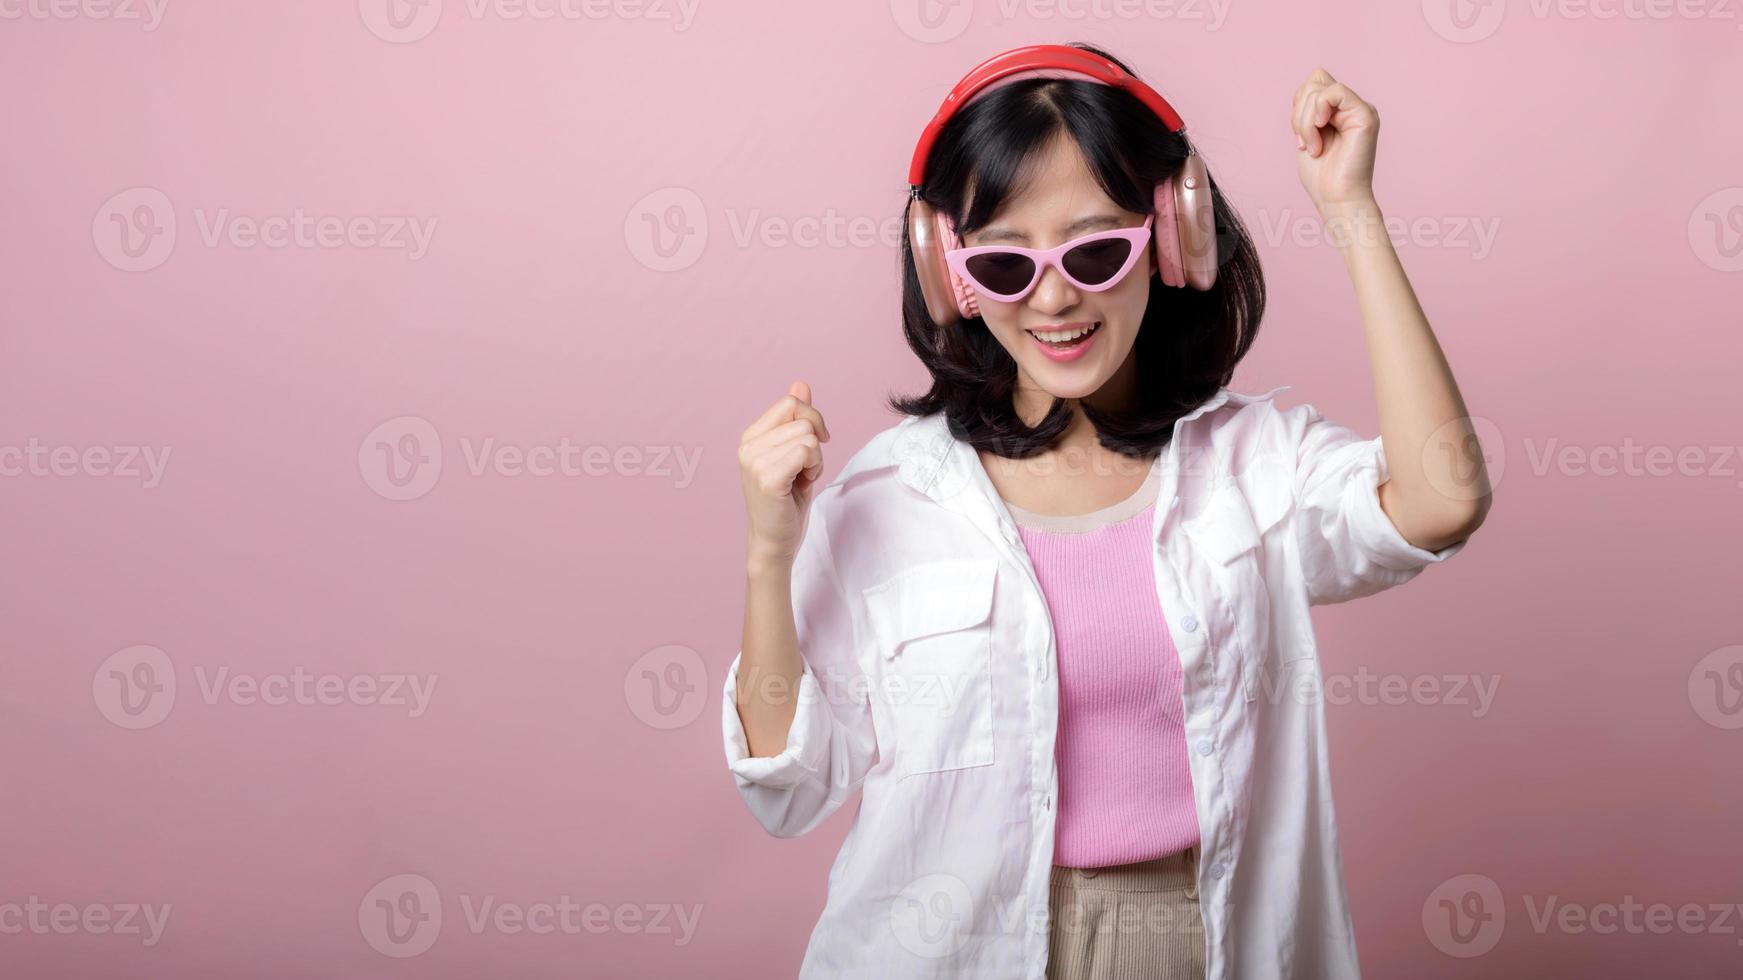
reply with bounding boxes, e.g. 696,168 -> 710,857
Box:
2,2 -> 1740,977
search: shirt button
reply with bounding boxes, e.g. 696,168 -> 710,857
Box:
1182,614 -> 1199,633
1195,738 -> 1214,756
1208,860 -> 1227,880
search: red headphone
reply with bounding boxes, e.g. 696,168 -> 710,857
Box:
907,44 -> 1219,328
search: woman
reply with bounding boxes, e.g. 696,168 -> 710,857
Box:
723,42 -> 1490,980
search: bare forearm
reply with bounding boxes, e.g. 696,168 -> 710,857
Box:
1330,197 -> 1491,549
736,550 -> 803,759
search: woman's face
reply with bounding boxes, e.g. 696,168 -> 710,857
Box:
960,133 -> 1154,409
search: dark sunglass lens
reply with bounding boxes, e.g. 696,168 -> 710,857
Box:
963,252 -> 1036,295
1062,238 -> 1134,285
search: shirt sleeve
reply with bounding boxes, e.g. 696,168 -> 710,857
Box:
721,496 -> 879,838
1275,400 -> 1468,606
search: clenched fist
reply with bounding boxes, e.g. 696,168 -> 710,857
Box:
739,380 -> 832,569
1291,67 -> 1380,214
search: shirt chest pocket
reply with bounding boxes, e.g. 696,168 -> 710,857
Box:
1184,484 -> 1297,701
861,558 -> 998,778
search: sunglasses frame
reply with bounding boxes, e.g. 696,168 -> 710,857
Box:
943,213 -> 1155,303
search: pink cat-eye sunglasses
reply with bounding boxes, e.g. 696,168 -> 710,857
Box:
943,214 -> 1155,303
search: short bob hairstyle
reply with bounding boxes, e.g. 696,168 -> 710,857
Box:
889,42 -> 1266,460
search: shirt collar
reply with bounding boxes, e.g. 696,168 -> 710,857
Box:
894,385 -> 1291,503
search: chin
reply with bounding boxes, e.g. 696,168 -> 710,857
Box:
1024,357 -> 1118,401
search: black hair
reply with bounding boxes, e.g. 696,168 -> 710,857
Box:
888,42 -> 1266,460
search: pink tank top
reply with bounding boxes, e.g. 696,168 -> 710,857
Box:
1002,457 -> 1201,868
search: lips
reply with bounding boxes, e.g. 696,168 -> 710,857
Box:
1025,321 -> 1101,363
1027,322 -> 1098,345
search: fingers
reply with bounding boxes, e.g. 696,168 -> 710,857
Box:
742,417 -> 825,460
1291,69 -> 1334,119
741,382 -> 832,445
791,438 -> 824,487
1291,70 -> 1363,158
753,434 -> 824,499
1294,88 -> 1316,152
740,410 -> 827,496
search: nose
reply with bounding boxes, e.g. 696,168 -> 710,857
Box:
1026,260 -> 1081,317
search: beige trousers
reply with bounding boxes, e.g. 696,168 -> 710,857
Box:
1045,845 -> 1207,980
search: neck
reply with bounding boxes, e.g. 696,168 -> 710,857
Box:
1012,346 -> 1141,446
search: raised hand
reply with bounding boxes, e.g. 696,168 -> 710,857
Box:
738,380 -> 832,569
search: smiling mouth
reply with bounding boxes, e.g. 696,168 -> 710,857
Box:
1026,321 -> 1100,350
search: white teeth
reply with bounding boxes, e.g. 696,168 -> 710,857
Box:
1029,323 -> 1098,343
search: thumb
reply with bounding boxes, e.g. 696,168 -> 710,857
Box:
789,380 -> 812,405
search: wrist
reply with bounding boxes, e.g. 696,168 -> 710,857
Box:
746,542 -> 795,580
1317,196 -> 1386,254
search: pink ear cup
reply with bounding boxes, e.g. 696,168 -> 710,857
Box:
1152,177 -> 1186,289
909,197 -> 963,327
1174,153 -> 1218,290
935,211 -> 981,320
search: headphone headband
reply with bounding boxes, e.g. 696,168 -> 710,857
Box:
906,44 -> 1187,188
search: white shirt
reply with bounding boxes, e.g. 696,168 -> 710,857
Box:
721,385 -> 1467,979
